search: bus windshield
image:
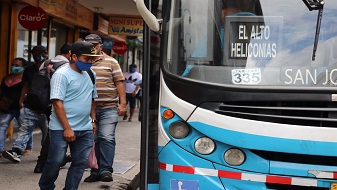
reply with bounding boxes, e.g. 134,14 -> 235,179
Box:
163,0 -> 337,87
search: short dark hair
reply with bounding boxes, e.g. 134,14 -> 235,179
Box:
14,57 -> 28,67
60,43 -> 72,55
129,64 -> 137,68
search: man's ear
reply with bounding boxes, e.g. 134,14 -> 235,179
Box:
71,54 -> 78,62
70,54 -> 78,63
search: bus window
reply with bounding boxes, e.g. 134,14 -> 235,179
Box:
163,0 -> 337,88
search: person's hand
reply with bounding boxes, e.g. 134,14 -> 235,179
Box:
117,104 -> 127,116
19,94 -> 27,108
19,101 -> 25,108
46,64 -> 52,74
92,123 -> 97,134
63,129 -> 76,142
132,91 -> 137,97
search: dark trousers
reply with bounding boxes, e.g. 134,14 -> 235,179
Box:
37,131 -> 50,165
37,109 -> 51,165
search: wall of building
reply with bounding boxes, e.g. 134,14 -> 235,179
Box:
0,0 -> 95,79
0,0 -> 143,79
0,1 -> 12,78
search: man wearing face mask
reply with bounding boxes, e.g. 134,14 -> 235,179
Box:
39,41 -> 99,190
2,46 -> 49,163
83,34 -> 126,183
123,64 -> 142,122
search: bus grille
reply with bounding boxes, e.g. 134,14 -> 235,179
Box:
215,101 -> 337,127
250,150 -> 337,166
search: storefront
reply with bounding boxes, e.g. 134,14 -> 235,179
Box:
0,0 -> 144,80
0,0 -> 94,79
108,16 -> 144,71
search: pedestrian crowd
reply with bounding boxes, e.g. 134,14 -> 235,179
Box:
0,34 -> 142,190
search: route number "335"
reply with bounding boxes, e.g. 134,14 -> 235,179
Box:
231,68 -> 261,85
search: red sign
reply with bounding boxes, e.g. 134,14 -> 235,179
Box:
18,6 -> 47,30
112,42 -> 128,54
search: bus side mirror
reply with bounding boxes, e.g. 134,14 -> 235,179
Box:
136,0 -> 162,34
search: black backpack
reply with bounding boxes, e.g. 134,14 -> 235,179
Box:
26,59 -> 68,111
26,60 -> 95,112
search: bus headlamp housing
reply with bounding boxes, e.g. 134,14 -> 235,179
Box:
168,121 -> 190,139
224,148 -> 246,166
194,137 -> 215,155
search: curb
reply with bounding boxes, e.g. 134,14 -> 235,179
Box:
127,171 -> 140,190
126,160 -> 140,190
111,160 -> 140,190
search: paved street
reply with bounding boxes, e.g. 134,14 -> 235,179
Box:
0,111 -> 141,190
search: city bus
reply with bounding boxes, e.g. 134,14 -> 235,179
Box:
137,0 -> 337,189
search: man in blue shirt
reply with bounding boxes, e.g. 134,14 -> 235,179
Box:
39,41 -> 101,190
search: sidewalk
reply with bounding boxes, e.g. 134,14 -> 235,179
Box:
0,113 -> 141,190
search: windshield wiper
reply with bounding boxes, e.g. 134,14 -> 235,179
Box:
302,0 -> 324,61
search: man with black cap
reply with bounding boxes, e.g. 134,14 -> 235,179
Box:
83,34 -> 126,183
39,41 -> 101,190
2,45 -> 49,163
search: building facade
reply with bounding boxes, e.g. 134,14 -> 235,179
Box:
0,0 -> 134,79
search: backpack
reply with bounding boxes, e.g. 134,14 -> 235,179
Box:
26,60 -> 95,112
26,59 -> 68,111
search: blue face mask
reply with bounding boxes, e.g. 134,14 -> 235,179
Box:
130,68 -> 136,73
11,66 -> 24,74
75,61 -> 92,71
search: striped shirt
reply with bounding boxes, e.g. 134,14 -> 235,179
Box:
91,54 -> 124,109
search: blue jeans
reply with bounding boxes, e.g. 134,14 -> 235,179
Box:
0,110 -> 33,152
91,107 -> 118,175
39,130 -> 93,190
12,107 -> 48,154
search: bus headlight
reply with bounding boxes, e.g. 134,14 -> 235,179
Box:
224,148 -> 246,166
169,121 -> 190,139
194,137 -> 215,155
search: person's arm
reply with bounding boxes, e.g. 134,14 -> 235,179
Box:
116,80 -> 127,116
52,99 -> 76,142
19,82 -> 29,108
132,85 -> 141,97
132,73 -> 142,97
90,99 -> 97,134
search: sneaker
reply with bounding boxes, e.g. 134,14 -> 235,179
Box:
2,150 -> 21,163
123,114 -> 128,120
100,173 -> 113,182
84,174 -> 100,183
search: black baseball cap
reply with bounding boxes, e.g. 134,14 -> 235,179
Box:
31,45 -> 48,53
71,41 -> 102,57
84,34 -> 102,44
